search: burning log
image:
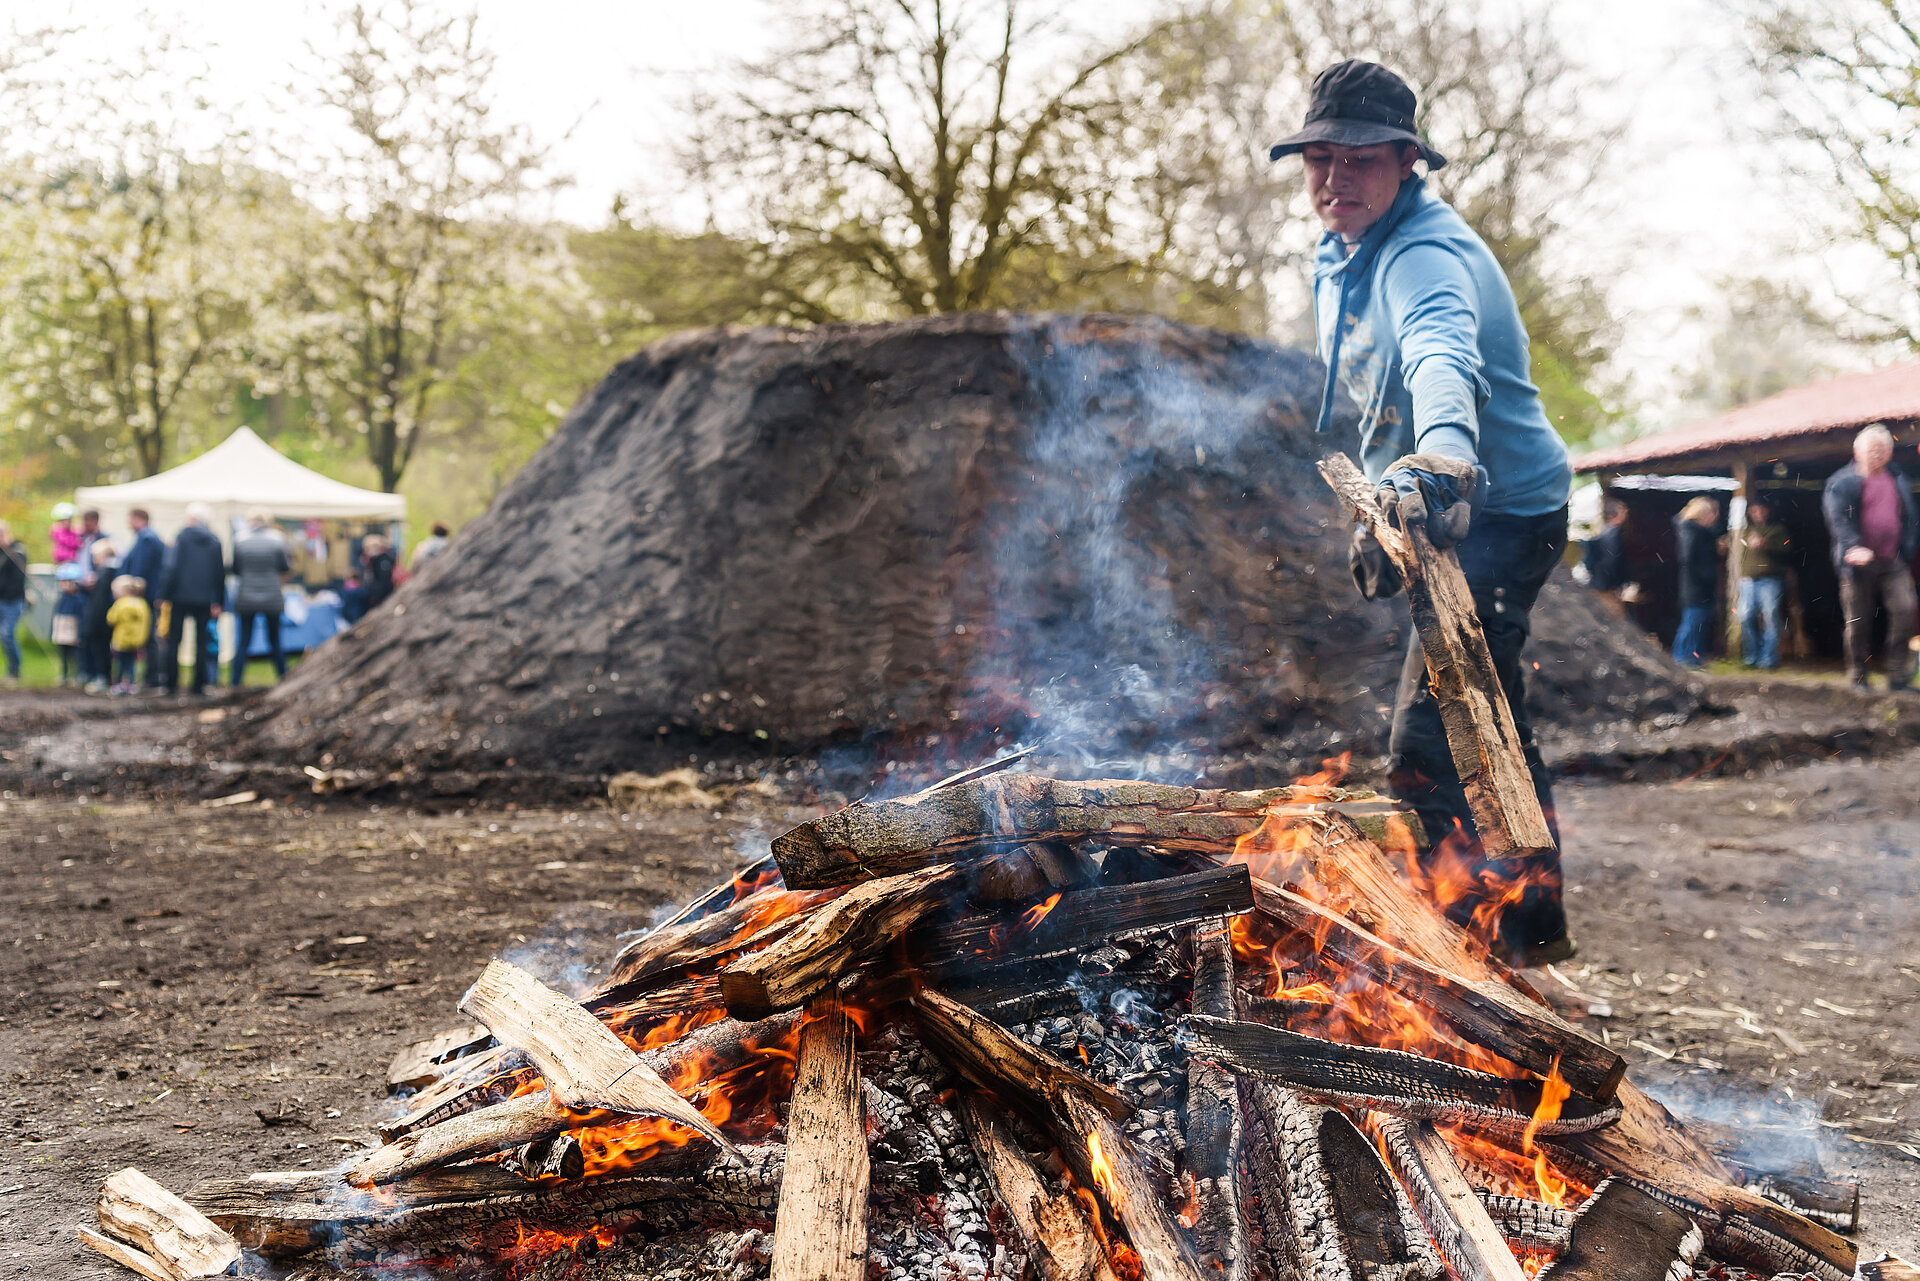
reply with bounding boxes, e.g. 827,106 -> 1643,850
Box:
1534,1178 -> 1702,1281
771,775 -> 1404,888
973,840 -> 1101,902
1375,1119 -> 1527,1281
597,884 -> 839,995
354,1011 -> 806,1184
1237,1086 -> 1306,1281
88,1168 -> 242,1281
500,1132 -> 587,1182
1058,1087 -> 1211,1281
955,1094 -> 1121,1281
1241,1079 -> 1445,1281
1245,879 -> 1625,1102
768,994 -> 868,1281
910,987 -> 1130,1125
1182,1014 -> 1619,1142
720,864 -> 965,1020
459,959 -> 737,1158
1472,1193 -> 1571,1259
1317,452 -> 1553,860
1183,921 -> 1248,1281
910,864 -> 1255,976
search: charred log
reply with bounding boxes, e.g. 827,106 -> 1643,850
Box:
1534,1178 -> 1701,1281
1375,1118 -> 1527,1281
1184,921 -> 1248,1281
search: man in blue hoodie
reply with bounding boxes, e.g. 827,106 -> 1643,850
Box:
1271,61 -> 1575,966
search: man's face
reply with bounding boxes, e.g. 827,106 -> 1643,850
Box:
1857,436 -> 1894,474
81,513 -> 99,534
129,514 -> 146,531
1303,142 -> 1417,238
1748,503 -> 1769,524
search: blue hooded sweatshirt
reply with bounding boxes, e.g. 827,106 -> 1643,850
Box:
1312,176 -> 1571,518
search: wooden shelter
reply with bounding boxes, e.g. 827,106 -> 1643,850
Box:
1574,362 -> 1920,661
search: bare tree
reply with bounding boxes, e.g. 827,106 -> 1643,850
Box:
285,0 -> 560,492
1746,0 -> 1920,345
681,0 -> 1167,319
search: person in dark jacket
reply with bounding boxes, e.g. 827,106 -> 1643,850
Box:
80,538 -> 119,692
158,503 -> 227,695
0,519 -> 27,685
1582,497 -> 1632,603
119,507 -> 167,688
1737,499 -> 1791,671
362,533 -> 397,610
1671,497 -> 1722,668
1823,425 -> 1919,690
229,511 -> 292,685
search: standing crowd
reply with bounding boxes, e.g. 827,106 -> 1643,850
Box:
0,502 -> 449,694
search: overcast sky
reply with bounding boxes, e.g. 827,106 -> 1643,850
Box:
15,0 -> 1878,427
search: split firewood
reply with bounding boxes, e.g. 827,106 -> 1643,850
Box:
1859,1257 -> 1920,1281
910,987 -> 1130,1125
1183,921 -> 1248,1281
1376,1118 -> 1527,1281
380,1044 -> 530,1140
459,959 -> 737,1158
1241,1079 -> 1445,1281
769,995 -> 868,1281
1472,1193 -> 1571,1260
1317,452 -> 1553,859
357,1011 -> 805,1185
94,1167 -> 242,1280
1182,1014 -> 1619,1142
720,863 -> 965,1020
78,1227 -> 180,1281
1535,1178 -> 1702,1281
910,865 -> 1254,976
386,1022 -> 491,1093
771,775 -> 1404,888
1245,878 -> 1624,1102
955,1094 -> 1121,1281
1056,1088 -> 1210,1281
595,885 -> 840,996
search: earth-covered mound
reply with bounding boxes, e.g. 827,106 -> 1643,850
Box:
232,312 -> 1702,784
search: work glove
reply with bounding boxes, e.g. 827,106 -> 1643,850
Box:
1376,453 -> 1487,550
1348,524 -> 1404,601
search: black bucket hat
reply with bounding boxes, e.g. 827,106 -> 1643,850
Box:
1268,60 -> 1447,169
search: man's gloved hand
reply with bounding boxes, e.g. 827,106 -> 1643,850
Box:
1377,453 -> 1487,550
1348,524 -> 1404,600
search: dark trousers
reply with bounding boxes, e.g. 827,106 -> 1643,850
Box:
1388,507 -> 1568,953
113,649 -> 141,685
1841,558 -> 1917,684
82,622 -> 112,685
167,604 -> 218,693
230,610 -> 285,685
142,601 -> 164,686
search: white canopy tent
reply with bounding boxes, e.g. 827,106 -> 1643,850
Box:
75,427 -> 406,549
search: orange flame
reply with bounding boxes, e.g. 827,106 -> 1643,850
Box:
1022,892 -> 1064,931
1087,1129 -> 1119,1200
1519,1057 -> 1573,1207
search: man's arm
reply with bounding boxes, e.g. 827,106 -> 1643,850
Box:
1379,241 -> 1488,465
1823,476 -> 1863,559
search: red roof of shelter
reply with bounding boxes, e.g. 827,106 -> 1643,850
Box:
1574,359 -> 1920,473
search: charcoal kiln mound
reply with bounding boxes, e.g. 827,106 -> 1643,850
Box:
231,312 -> 1701,782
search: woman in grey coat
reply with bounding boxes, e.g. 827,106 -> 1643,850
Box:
229,510 -> 292,685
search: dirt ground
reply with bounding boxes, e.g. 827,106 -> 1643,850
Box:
3,695 -> 1918,1276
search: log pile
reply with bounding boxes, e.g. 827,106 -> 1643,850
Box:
74,768 -> 1873,1281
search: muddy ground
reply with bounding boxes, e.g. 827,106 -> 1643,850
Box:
2,690 -> 1918,1277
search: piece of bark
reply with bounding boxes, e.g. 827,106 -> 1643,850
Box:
1183,1014 -> 1618,1142
721,863 -> 964,1020
911,865 -> 1254,976
1241,1080 -> 1445,1281
96,1167 -> 242,1280
1377,1118 -> 1527,1281
1245,878 -> 1624,1102
909,987 -> 1130,1125
1317,452 -> 1554,859
1183,921 -> 1248,1281
1535,1178 -> 1702,1281
955,1093 -> 1121,1281
459,959 -> 736,1157
771,774 -> 1399,888
769,995 -> 868,1281
500,1132 -> 586,1182
386,1023 -> 491,1094
1859,1257 -> 1920,1281
79,1227 -> 177,1281
1056,1087 -> 1209,1281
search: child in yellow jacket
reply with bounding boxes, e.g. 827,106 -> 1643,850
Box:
106,576 -> 151,695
